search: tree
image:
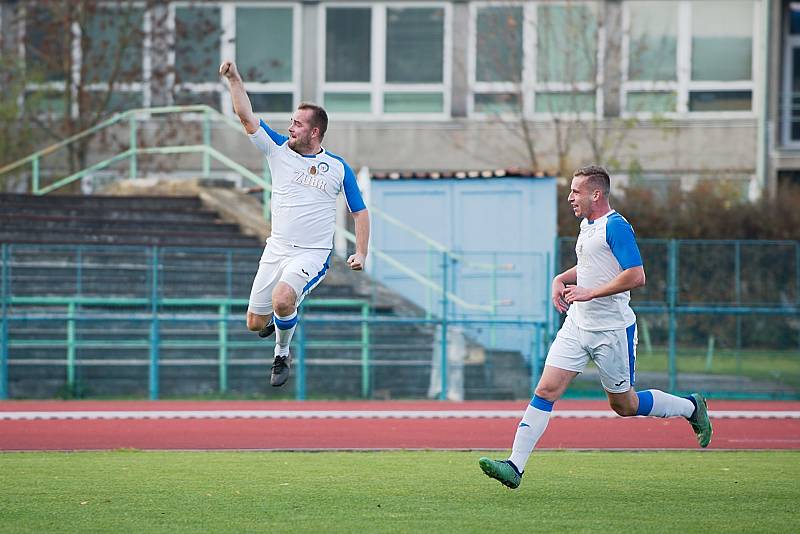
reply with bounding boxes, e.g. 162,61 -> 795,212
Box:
0,0 -> 222,192
468,1 -> 675,177
0,59 -> 40,191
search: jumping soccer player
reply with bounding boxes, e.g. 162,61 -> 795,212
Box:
220,60 -> 369,387
479,165 -> 712,489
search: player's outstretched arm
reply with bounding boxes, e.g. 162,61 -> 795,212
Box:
347,209 -> 370,271
219,61 -> 258,134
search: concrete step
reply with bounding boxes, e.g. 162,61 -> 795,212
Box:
1,204 -> 222,223
0,214 -> 243,234
0,229 -> 261,248
0,193 -> 204,211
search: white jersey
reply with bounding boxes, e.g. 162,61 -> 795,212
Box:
567,210 -> 643,331
249,119 -> 366,249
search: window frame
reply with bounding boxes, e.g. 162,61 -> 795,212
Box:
621,0 -> 759,119
467,1 -> 604,121
319,1 -> 452,120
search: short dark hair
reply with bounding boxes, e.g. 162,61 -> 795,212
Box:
574,165 -> 610,197
298,102 -> 328,140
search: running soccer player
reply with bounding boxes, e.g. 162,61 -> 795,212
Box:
220,60 -> 369,387
479,165 -> 712,489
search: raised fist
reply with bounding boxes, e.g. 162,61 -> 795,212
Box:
219,61 -> 240,81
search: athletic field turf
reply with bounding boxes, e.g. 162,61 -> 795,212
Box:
1,450 -> 797,533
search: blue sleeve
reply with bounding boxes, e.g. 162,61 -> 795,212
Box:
260,119 -> 288,146
606,215 -> 643,270
342,163 -> 366,212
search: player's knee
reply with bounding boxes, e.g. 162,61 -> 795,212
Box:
272,286 -> 297,316
272,297 -> 295,317
246,314 -> 264,332
533,384 -> 559,402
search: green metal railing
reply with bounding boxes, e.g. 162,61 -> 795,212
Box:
556,237 -> 800,395
0,105 -> 511,315
2,295 -> 371,401
1,296 -> 546,402
0,240 -> 548,401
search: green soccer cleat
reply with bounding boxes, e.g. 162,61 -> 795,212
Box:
687,393 -> 713,448
479,457 -> 522,489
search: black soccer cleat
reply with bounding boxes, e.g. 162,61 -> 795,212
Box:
270,352 -> 292,387
258,320 -> 275,338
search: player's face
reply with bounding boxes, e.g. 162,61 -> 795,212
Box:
287,109 -> 318,153
568,175 -> 594,219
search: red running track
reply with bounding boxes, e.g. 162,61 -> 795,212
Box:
1,400 -> 799,451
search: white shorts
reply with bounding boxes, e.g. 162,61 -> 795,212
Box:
545,314 -> 638,393
247,238 -> 331,316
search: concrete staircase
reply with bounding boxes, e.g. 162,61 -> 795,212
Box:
1,191 -> 531,400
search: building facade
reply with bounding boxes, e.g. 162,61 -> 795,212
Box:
0,0 -> 790,195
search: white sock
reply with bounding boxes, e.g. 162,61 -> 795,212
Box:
636,389 -> 694,418
507,395 -> 554,473
273,311 -> 297,356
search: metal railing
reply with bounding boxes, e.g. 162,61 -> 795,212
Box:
557,237 -> 800,395
1,299 -> 546,402
0,105 -> 512,316
2,296 -> 369,400
0,242 -> 548,400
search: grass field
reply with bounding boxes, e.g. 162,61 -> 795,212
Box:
1,451 -> 798,533
637,349 -> 800,391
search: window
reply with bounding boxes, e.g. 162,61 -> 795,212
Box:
622,0 -> 755,116
469,2 -> 602,118
25,5 -> 68,83
235,5 -> 298,114
321,4 -> 450,117
324,7 -> 372,112
624,1 -> 678,113
83,6 -> 147,113
173,4 -> 222,110
24,3 -> 149,117
171,3 -> 300,115
783,3 -> 800,145
688,1 -> 753,112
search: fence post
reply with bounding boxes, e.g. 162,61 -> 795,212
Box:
225,250 -> 233,300
425,246 -> 434,320
66,301 -> 76,395
0,243 -> 8,399
295,320 -> 306,400
202,110 -> 211,178
734,241 -> 742,377
32,155 -> 40,194
439,252 -> 449,401
148,246 -> 160,400
129,116 -> 138,180
218,303 -> 228,394
361,302 -> 370,399
490,252 -> 497,348
667,239 -> 678,392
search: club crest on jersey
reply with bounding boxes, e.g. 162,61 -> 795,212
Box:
309,165 -> 317,175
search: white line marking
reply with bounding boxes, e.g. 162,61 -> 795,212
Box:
1,410 -> 799,421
